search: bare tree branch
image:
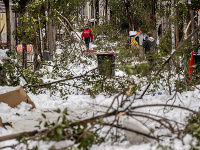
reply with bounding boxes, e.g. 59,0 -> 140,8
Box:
26,67 -> 98,88
139,24 -> 200,99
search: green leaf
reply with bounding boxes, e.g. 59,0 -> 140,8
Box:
34,145 -> 38,150
56,127 -> 62,135
99,118 -> 104,125
41,113 -> 46,119
34,125 -> 41,129
57,116 -> 61,122
16,135 -> 24,141
63,108 -> 68,115
54,108 -> 61,113
125,65 -> 134,75
44,122 -> 49,127
150,128 -> 155,133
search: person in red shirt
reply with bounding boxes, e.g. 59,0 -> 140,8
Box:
81,24 -> 93,50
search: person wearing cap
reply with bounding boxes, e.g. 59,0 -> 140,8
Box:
81,24 -> 93,50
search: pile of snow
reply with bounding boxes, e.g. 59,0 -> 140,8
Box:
123,117 -> 154,144
0,85 -> 199,149
0,49 -> 10,60
0,49 -> 10,64
0,86 -> 21,94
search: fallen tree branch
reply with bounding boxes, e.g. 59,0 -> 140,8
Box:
57,17 -> 72,39
57,16 -> 84,53
139,24 -> 200,99
127,112 -> 175,133
131,104 -> 198,115
0,130 -> 38,142
26,67 -> 97,88
55,9 -> 86,53
0,102 -> 197,143
0,109 -> 118,142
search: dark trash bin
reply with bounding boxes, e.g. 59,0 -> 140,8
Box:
193,52 -> 200,72
44,50 -> 50,61
97,52 -> 115,77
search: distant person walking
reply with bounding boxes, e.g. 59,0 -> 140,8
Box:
81,24 -> 93,50
142,32 -> 156,62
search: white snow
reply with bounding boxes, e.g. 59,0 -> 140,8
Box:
0,86 -> 199,149
0,39 -> 198,150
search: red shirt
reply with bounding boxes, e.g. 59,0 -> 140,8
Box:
81,28 -> 93,39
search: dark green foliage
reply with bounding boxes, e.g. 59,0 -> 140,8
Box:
186,113 -> 200,141
185,112 -> 200,149
157,31 -> 172,57
125,62 -> 150,77
0,63 -> 9,86
32,108 -> 104,150
1,59 -> 20,86
92,24 -> 125,43
156,145 -> 173,150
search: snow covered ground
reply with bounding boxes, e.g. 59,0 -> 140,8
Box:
0,42 -> 200,150
0,86 -> 199,150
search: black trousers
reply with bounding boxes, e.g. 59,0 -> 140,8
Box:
84,38 -> 90,49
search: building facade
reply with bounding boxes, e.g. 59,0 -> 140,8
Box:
82,0 -> 110,25
0,0 -> 16,50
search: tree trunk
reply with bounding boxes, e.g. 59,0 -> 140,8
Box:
21,10 -> 27,68
175,6 -> 179,47
48,2 -> 53,61
18,0 -> 30,68
22,40 -> 27,68
21,18 -> 27,68
105,0 -> 108,23
3,0 -> 11,50
37,14 -> 44,61
53,25 -> 56,52
189,4 -> 198,50
58,24 -> 61,41
33,29 -> 38,71
46,2 -> 49,53
171,0 -> 175,51
124,0 -> 134,31
151,0 -> 157,41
